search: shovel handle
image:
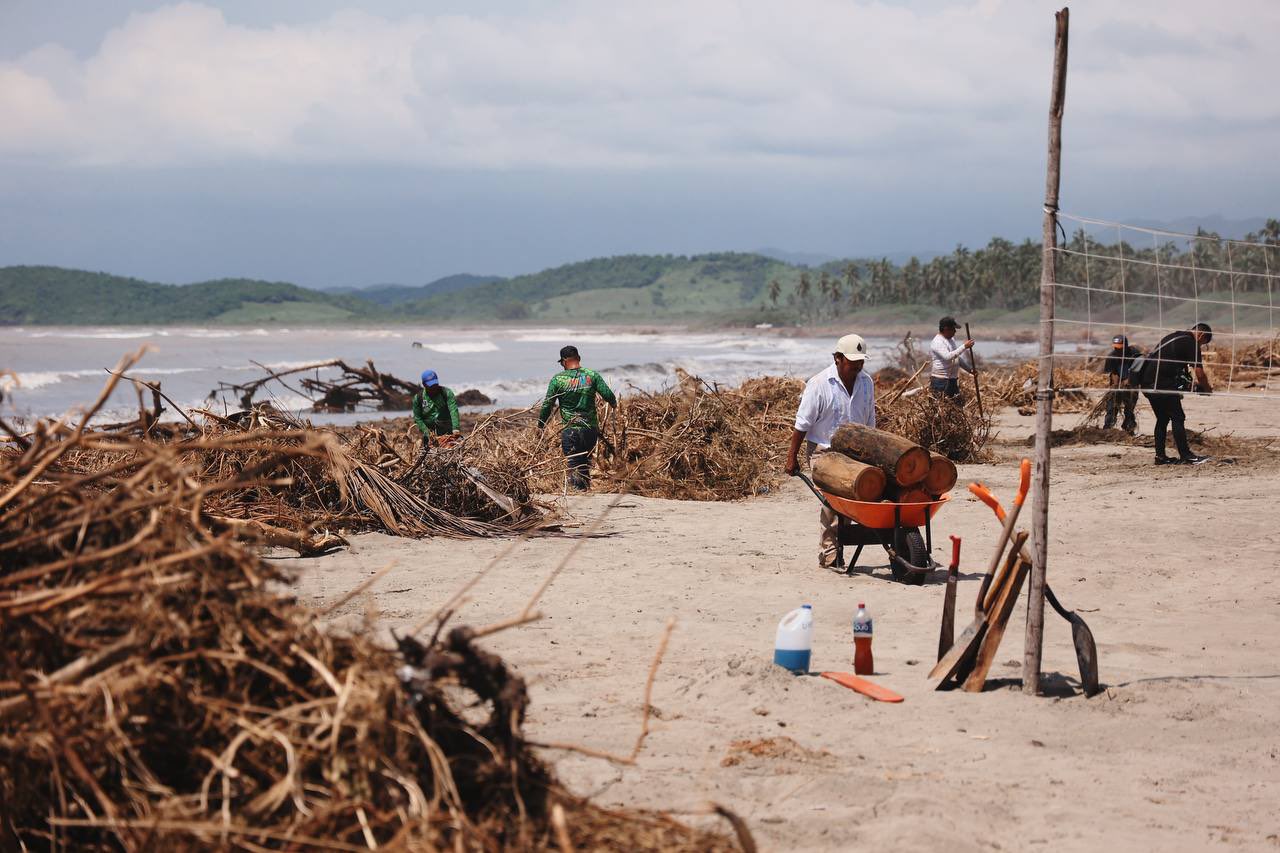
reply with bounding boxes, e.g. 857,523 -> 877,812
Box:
974,459 -> 1032,617
949,535 -> 961,570
969,482 -> 1004,521
1014,458 -> 1031,506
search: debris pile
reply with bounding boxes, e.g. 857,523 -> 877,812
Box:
211,359 -> 420,413
0,359 -> 744,851
595,371 -> 802,500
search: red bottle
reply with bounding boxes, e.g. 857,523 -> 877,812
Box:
853,602 -> 874,675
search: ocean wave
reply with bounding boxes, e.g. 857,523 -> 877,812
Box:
351,330 -> 403,339
420,341 -> 499,354
514,332 -> 665,345
0,365 -> 207,392
27,329 -> 167,340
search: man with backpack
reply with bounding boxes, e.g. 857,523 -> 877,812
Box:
1130,323 -> 1214,465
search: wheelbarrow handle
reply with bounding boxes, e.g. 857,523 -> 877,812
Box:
792,470 -> 835,513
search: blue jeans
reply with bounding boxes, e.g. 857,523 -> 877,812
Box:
561,427 -> 598,490
930,377 -> 960,397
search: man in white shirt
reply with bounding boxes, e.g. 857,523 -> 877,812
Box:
930,316 -> 974,397
785,334 -> 876,570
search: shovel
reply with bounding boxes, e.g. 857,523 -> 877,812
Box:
927,531 -> 1025,687
927,460 -> 1029,687
974,459 -> 1031,618
938,535 -> 961,661
967,481 -> 1101,696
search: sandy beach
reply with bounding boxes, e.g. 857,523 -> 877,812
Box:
283,396 -> 1280,852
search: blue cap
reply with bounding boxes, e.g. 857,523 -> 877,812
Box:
421,369 -> 439,387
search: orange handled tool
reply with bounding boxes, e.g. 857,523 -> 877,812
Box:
968,467 -> 1101,696
973,458 -> 1031,617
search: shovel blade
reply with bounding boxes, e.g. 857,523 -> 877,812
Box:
927,616 -> 987,685
1072,619 -> 1100,696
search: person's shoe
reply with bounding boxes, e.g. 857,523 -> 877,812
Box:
1154,456 -> 1179,466
1180,454 -> 1211,465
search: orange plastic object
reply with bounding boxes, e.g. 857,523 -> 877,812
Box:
817,490 -> 950,528
820,671 -> 905,703
968,458 -> 1031,522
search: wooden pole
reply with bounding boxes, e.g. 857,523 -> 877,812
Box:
1024,7 -> 1069,697
964,322 -> 985,419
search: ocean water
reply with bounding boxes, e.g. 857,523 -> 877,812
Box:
0,325 -> 1043,424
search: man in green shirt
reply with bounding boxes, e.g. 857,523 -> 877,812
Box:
413,369 -> 461,448
537,345 -> 617,490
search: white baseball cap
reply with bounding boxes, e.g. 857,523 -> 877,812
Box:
835,333 -> 867,362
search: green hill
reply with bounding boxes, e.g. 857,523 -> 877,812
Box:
336,274 -> 506,307
400,252 -> 792,321
10,219 -> 1278,326
0,266 -> 383,325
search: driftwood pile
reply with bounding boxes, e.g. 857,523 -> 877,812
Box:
0,355 -> 743,851
211,359 -> 422,413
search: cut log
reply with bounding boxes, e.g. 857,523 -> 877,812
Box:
812,453 -> 886,502
882,483 -> 931,503
830,423 -> 930,487
925,452 -> 958,495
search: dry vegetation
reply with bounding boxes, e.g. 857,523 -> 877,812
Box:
0,353 -> 746,850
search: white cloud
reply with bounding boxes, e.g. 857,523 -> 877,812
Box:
0,0 -> 1276,172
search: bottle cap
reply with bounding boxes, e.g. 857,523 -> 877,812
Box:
802,604 -> 812,609
858,602 -> 865,608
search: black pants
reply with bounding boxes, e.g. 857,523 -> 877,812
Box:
561,427 -> 598,490
1144,392 -> 1191,458
1104,388 -> 1137,430
930,377 -> 960,397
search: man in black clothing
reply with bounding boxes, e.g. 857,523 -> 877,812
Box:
1134,323 -> 1213,465
1102,334 -> 1140,432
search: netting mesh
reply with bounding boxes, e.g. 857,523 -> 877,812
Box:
1049,214 -> 1279,398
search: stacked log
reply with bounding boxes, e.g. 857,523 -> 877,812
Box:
830,423 -> 931,487
812,452 -> 886,501
924,452 -> 959,495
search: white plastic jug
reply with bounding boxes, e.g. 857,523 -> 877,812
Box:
773,604 -> 814,672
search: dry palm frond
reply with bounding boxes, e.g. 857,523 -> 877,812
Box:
0,365 -> 742,852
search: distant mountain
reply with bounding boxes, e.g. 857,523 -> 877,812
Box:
398,252 -> 793,322
334,274 -> 506,307
753,247 -> 838,267
0,266 -> 382,325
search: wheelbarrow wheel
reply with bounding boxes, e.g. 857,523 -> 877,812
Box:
891,527 -> 929,585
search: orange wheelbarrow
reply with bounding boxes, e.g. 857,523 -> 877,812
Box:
795,472 -> 950,585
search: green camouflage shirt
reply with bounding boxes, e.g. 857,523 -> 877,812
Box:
412,387 -> 460,436
537,368 -> 616,430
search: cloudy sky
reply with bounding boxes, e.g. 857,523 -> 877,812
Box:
2,0 -> 1277,288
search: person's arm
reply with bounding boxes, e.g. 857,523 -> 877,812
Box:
864,375 -> 877,429
932,337 -> 968,364
445,388 -> 461,433
593,370 -> 618,407
789,382 -> 819,474
1193,365 -> 1212,393
786,429 -> 806,476
536,379 -> 558,429
412,392 -> 429,435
